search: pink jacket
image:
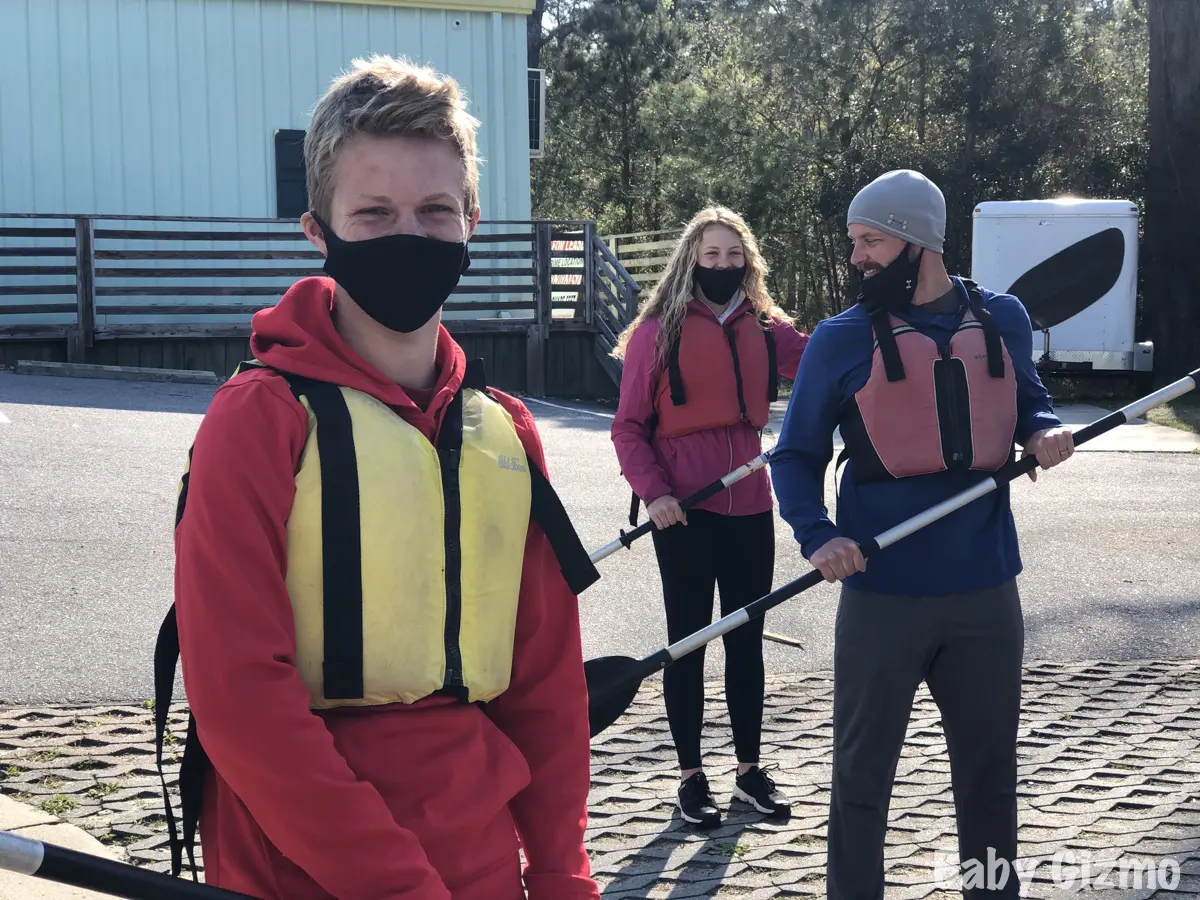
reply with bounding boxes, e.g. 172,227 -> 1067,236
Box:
611,299 -> 809,517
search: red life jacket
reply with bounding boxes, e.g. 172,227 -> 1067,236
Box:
653,303 -> 779,440
838,281 -> 1017,484
627,302 -> 779,526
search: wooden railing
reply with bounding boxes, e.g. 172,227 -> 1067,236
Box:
0,215 -> 624,391
602,228 -> 682,295
590,233 -> 642,382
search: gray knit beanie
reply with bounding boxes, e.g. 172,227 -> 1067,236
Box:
846,169 -> 946,254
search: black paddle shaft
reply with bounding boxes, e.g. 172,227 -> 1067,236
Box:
11,834 -> 260,899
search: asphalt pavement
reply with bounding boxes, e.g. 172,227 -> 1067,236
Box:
1,371 -> 1198,705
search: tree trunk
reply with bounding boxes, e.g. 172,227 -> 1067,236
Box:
917,52 -> 926,144
1145,0 -> 1200,382
620,71 -> 635,233
527,0 -> 546,68
961,41 -> 986,167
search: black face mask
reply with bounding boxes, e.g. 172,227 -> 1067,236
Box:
694,264 -> 747,307
856,244 -> 923,314
313,213 -> 470,334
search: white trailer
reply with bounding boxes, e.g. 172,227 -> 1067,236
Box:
970,198 -> 1154,387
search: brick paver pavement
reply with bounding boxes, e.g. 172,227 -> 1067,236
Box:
2,660 -> 1198,899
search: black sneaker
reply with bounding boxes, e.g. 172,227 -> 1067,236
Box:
733,765 -> 790,817
677,772 -> 721,828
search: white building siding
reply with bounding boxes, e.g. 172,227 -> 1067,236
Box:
0,0 -> 532,221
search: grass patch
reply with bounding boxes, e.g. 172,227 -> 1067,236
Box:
29,749 -> 61,763
2,765 -> 25,779
1047,375 -> 1200,434
1144,394 -> 1200,433
86,781 -> 121,799
98,832 -> 142,847
38,794 -> 77,816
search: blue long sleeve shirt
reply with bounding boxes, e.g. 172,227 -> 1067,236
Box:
769,277 -> 1062,597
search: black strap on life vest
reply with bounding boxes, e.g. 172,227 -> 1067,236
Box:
628,487 -> 644,528
961,279 -> 1006,379
666,334 -> 686,406
279,374 -> 366,701
764,321 -> 779,403
870,308 -> 907,383
435,382 -> 470,702
153,606 -> 204,880
173,447 -> 192,529
155,357 -> 599,880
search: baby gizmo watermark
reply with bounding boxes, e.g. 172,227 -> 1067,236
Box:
933,848 -> 1182,893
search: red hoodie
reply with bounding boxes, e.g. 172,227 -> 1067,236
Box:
173,276 -> 599,900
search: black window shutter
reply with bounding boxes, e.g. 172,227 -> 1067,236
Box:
275,129 -> 308,218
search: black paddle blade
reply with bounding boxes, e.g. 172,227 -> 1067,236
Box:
585,655 -> 651,737
1007,227 -> 1125,331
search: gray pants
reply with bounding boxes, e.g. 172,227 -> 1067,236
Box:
827,579 -> 1024,900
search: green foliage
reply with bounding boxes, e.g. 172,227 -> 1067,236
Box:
531,0 -> 1149,326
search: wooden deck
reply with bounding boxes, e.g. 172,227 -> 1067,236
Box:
0,214 -> 644,399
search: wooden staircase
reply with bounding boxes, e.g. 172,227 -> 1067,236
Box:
589,233 -> 643,388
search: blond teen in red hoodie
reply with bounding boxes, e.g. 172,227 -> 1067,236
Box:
154,55 -> 601,900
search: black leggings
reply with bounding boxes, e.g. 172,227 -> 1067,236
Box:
650,508 -> 774,770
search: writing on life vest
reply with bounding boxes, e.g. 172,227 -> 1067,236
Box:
498,454 -> 529,472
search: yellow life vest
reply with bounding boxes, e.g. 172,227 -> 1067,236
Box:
285,368 -> 532,707
155,357 -> 599,877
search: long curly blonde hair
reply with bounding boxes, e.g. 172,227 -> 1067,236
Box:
612,206 -> 792,373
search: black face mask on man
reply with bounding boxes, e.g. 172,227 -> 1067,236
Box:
694,264 -> 747,307
312,212 -> 470,334
856,243 -> 923,314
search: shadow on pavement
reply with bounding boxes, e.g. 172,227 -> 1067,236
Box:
0,372 -> 217,415
519,396 -> 617,435
598,813 -> 753,898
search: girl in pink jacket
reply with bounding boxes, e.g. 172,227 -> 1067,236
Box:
609,207 -> 809,828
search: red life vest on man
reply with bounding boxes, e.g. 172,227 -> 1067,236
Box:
838,280 -> 1018,483
653,302 -> 778,440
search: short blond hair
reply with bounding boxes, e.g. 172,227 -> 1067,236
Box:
304,54 -> 481,221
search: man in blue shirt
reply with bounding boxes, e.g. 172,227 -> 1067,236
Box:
770,170 -> 1076,899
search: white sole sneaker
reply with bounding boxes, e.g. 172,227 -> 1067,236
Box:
677,799 -> 720,827
732,784 -> 787,815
